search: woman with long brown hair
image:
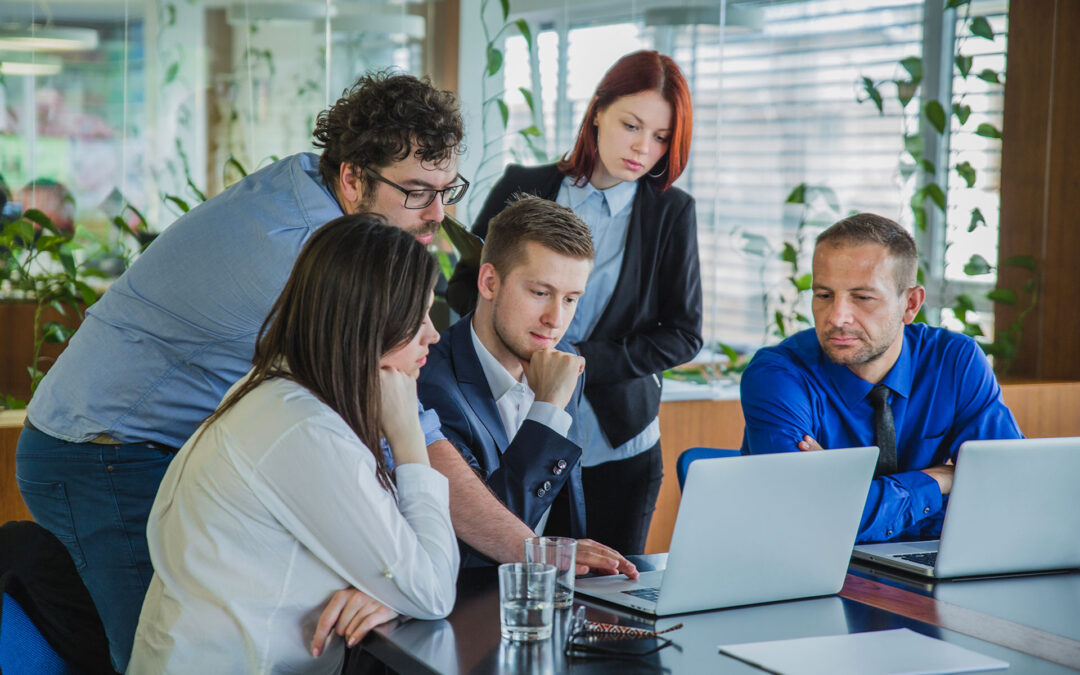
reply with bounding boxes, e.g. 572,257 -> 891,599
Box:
448,50 -> 703,555
128,214 -> 457,673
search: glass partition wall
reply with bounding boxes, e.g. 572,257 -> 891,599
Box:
0,0 -> 436,241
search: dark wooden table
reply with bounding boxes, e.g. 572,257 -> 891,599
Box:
352,555 -> 1080,673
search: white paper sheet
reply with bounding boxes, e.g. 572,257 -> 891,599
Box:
718,628 -> 1009,675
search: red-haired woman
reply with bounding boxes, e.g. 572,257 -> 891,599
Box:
447,50 -> 702,554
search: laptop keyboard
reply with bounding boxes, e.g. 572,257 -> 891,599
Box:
622,587 -> 661,602
895,551 -> 938,567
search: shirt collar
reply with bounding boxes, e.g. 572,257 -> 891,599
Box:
562,175 -> 637,215
469,320 -> 526,401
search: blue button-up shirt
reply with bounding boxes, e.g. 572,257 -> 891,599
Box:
556,176 -> 660,467
740,323 -> 1022,543
29,153 -> 444,449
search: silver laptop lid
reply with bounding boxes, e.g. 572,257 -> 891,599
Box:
936,437 -> 1080,578
656,447 -> 878,614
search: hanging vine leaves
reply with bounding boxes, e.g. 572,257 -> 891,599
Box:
975,123 -> 1002,139
970,16 -> 994,40
968,207 -> 986,231
953,102 -> 972,125
955,54 -> 973,78
925,100 -> 947,134
956,161 -> 976,188
976,69 -> 1002,84
861,77 -> 883,114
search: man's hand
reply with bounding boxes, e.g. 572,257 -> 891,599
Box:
797,435 -> 823,451
311,588 -> 397,657
524,349 -> 585,410
920,459 -> 955,495
574,539 -> 638,579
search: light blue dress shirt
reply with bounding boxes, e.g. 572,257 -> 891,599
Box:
29,152 -> 443,449
556,176 -> 661,467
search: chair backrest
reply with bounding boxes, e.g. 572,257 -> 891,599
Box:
1,590 -> 79,674
676,447 -> 740,490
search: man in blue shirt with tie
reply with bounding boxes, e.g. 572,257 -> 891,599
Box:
740,213 -> 1022,543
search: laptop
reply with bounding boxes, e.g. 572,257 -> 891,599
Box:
575,447 -> 878,615
852,437 -> 1080,579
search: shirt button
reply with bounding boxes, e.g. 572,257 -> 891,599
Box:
886,529 -> 893,537
381,568 -> 394,580
923,507 -> 931,514
536,488 -> 546,497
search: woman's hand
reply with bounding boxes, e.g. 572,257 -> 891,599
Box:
379,367 -> 428,466
311,587 -> 398,656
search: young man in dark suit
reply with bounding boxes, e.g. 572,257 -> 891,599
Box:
419,195 -> 636,574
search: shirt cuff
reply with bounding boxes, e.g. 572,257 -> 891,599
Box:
525,401 -> 573,438
892,469 -> 944,522
394,463 -> 450,503
416,399 -> 446,446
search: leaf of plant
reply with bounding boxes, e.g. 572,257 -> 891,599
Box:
900,56 -> 923,84
519,125 -> 541,137
975,123 -> 1002,139
912,204 -> 928,232
226,155 -> 248,178
968,207 -> 986,232
1002,255 -> 1037,270
917,158 -> 935,175
75,281 -> 99,306
794,273 -> 813,291
904,133 -> 923,160
955,292 -> 975,311
486,45 -> 503,77
963,253 -> 992,276
926,183 -> 946,212
42,321 -> 75,344
987,288 -> 1017,305
963,322 -> 984,337
781,242 -> 797,265
165,62 -> 180,85
893,79 -> 916,109
953,102 -> 972,125
514,19 -> 532,49
164,195 -> 191,213
955,54 -> 973,78
497,99 -> 509,129
21,208 -> 57,234
785,183 -> 807,204
718,342 -> 740,363
774,311 -> 787,339
925,100 -> 947,134
499,0 -> 509,21
59,249 -> 77,278
970,16 -> 994,40
861,77 -> 883,114
946,0 -> 971,8
519,87 -> 535,113
34,235 -> 66,252
956,160 -> 976,188
976,69 -> 1001,84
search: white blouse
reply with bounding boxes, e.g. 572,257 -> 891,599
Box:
127,376 -> 459,674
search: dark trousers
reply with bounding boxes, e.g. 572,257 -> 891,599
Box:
581,443 -> 663,555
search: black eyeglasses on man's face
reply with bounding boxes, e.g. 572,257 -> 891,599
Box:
364,167 -> 470,210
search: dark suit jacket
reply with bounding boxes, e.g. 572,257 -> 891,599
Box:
417,316 -> 587,565
447,163 -> 704,448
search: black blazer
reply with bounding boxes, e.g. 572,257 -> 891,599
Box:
447,164 -> 703,448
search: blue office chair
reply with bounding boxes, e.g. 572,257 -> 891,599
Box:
676,447 -> 740,490
1,590 -> 77,674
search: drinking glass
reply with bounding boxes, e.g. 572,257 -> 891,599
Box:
525,536 -> 577,608
498,562 -> 556,641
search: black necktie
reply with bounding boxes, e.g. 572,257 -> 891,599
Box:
868,384 -> 898,477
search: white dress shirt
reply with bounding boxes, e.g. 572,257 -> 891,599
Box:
469,322 -> 572,533
127,375 -> 459,675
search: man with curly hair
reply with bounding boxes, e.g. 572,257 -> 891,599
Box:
17,72 -> 598,671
